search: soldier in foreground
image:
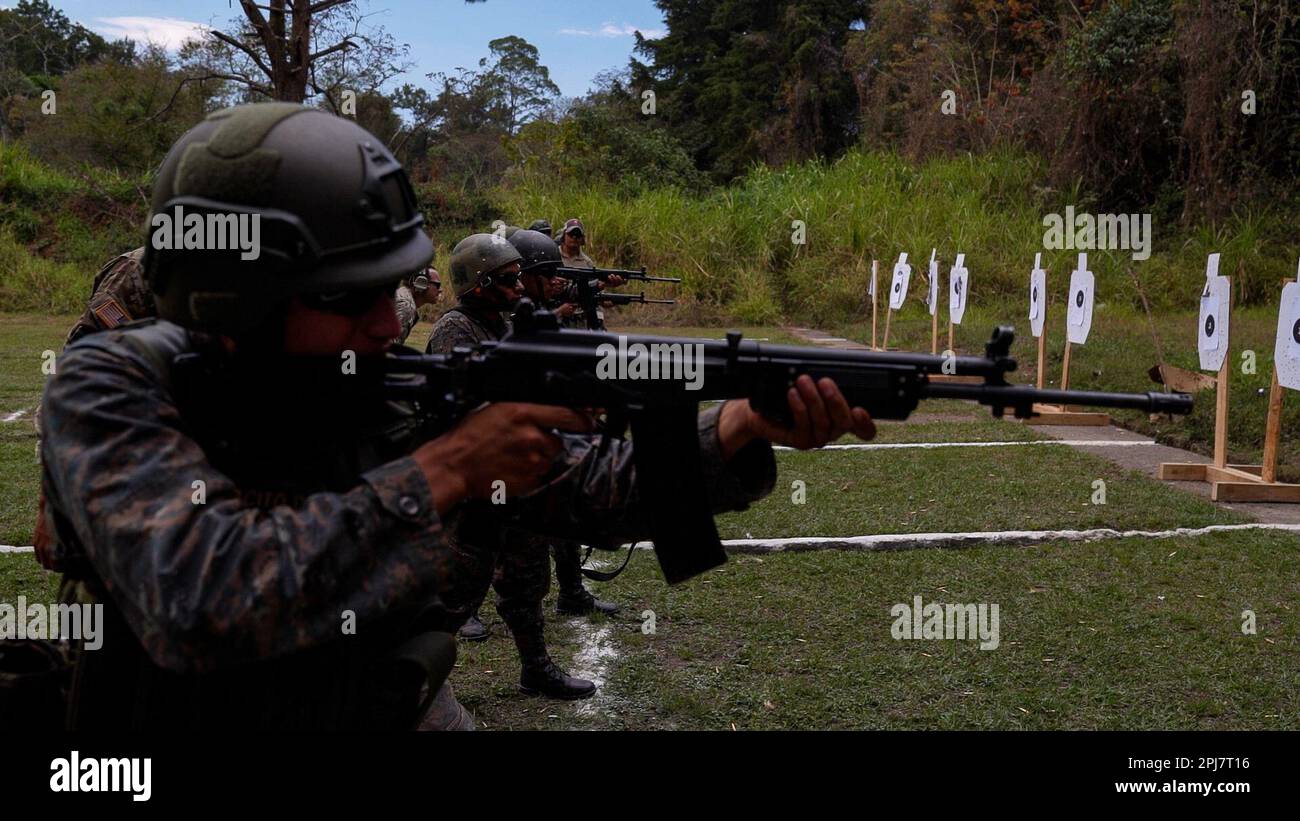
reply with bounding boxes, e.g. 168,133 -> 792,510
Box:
38,103 -> 875,730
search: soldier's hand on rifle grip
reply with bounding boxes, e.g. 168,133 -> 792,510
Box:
718,375 -> 875,459
412,403 -> 596,514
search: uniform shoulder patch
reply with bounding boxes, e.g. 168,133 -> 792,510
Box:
90,295 -> 131,329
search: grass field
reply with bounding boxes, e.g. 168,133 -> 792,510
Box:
3,312 -> 1298,730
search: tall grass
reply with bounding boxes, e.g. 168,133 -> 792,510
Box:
490,148 -> 1299,325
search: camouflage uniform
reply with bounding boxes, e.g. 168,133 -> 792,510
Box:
393,284 -> 420,344
34,248 -> 153,441
65,247 -> 154,345
38,318 -> 778,728
423,302 -> 554,666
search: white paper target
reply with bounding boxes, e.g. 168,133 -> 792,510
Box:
1066,253 -> 1094,345
1029,253 -> 1046,338
889,253 -> 910,310
927,249 -> 939,316
1274,278 -> 1300,391
868,260 -> 877,298
1197,256 -> 1231,372
949,253 -> 968,325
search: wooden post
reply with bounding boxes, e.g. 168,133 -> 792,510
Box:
1213,357 -> 1229,469
1261,365 -> 1283,484
882,307 -> 892,351
947,321 -> 954,353
1036,328 -> 1047,389
870,260 -> 878,350
1060,342 -> 1072,391
930,302 -> 939,354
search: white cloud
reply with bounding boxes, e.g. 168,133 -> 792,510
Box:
559,22 -> 666,39
93,17 -> 209,51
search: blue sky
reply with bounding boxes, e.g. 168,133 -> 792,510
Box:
26,0 -> 665,98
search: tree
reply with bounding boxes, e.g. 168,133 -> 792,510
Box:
479,36 -> 560,134
182,0 -> 411,109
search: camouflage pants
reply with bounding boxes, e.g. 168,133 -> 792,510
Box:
434,528 -> 552,667
551,540 -> 589,598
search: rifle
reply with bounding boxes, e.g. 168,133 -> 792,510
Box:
596,291 -> 676,307
556,265 -> 681,284
383,301 -> 1193,585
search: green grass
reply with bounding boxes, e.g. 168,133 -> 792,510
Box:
832,299 -> 1300,478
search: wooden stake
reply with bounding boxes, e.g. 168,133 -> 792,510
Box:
930,304 -> 939,355
947,321 -> 954,353
882,307 -> 892,351
870,260 -> 878,350
1036,327 -> 1047,390
1261,365 -> 1283,484
1060,342 -> 1072,391
1213,353 -> 1230,469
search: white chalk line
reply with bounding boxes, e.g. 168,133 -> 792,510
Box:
713,523 -> 1300,553
8,523 -> 1296,561
774,439 -> 1156,451
2,409 -> 29,423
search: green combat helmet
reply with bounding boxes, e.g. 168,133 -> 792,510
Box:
145,102 -> 433,333
449,232 -> 523,296
508,229 -> 561,275
526,219 -> 553,238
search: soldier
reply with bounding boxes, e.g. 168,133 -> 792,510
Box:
394,266 -> 441,345
423,231 -> 597,699
553,218 -> 627,330
38,102 -> 875,730
526,219 -> 553,239
509,230 -> 621,617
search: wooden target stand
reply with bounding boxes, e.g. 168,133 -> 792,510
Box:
1157,279 -> 1300,502
1024,271 -> 1110,426
927,264 -> 980,384
869,260 -> 879,349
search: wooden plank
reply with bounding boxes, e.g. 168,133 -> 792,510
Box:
1212,481 -> 1300,503
929,374 -> 983,384
930,300 -> 939,354
882,307 -> 892,351
1157,462 -> 1210,481
1024,411 -> 1111,426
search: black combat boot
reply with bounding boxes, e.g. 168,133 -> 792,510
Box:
555,589 -> 620,617
457,612 -> 489,642
518,659 -> 597,700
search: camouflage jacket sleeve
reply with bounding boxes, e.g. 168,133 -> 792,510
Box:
39,331 -> 454,674
66,248 -> 153,346
510,403 -> 776,546
393,286 -> 419,344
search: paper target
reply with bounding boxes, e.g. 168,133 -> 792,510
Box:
868,260 -> 877,298
1274,274 -> 1300,391
1066,253 -> 1094,345
927,249 -> 939,317
949,253 -> 968,325
1029,253 -> 1046,338
1197,253 -> 1231,372
889,252 -> 911,310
